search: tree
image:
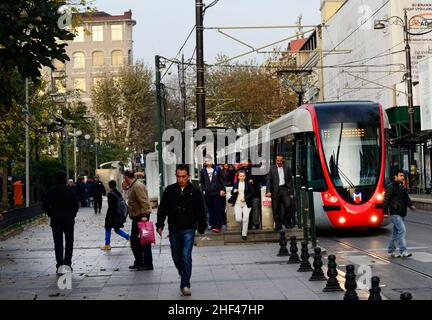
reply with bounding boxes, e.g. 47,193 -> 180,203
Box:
91,61 -> 157,162
205,56 -> 297,130
0,0 -> 77,114
0,0 -> 94,208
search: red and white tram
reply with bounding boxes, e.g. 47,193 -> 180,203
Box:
262,101 -> 391,229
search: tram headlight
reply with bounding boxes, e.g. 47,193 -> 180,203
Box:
376,193 -> 384,202
324,192 -> 338,204
338,217 -> 346,224
371,215 -> 378,223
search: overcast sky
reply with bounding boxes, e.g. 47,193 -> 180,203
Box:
91,0 -> 321,67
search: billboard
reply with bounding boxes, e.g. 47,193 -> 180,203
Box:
419,56 -> 432,131
322,0 -> 432,109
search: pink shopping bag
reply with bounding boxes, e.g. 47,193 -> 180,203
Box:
138,221 -> 156,246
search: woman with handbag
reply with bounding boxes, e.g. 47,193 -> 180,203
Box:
228,170 -> 254,241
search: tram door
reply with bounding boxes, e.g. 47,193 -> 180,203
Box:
294,133 -> 327,191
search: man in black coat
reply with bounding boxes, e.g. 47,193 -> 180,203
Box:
383,169 -> 416,258
42,171 -> 79,274
91,176 -> 106,214
157,164 -> 207,297
265,154 -> 293,231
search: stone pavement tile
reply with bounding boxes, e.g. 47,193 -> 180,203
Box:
95,286 -> 130,300
270,278 -> 321,300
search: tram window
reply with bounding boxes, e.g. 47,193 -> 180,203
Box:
295,134 -> 327,191
306,134 -> 327,191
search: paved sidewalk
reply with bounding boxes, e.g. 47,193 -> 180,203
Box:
0,203 -> 371,300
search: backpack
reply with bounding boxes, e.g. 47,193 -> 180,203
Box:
111,191 -> 129,224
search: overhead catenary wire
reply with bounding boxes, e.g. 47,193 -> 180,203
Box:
161,25 -> 196,81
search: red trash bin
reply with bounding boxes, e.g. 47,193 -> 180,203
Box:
13,180 -> 24,206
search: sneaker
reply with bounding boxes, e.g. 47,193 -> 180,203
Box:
242,236 -> 247,241
181,287 -> 191,296
100,245 -> 111,251
274,226 -> 283,231
212,228 -> 222,233
388,252 -> 401,258
401,251 -> 412,258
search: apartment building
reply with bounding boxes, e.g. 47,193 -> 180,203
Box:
50,10 -> 136,105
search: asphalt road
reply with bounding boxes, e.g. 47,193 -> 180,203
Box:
318,209 -> 432,300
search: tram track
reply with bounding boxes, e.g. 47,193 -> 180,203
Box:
328,238 -> 432,281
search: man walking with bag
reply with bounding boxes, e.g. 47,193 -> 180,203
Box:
123,169 -> 153,270
384,169 -> 416,258
157,165 -> 207,296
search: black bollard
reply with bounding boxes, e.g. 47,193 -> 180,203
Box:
309,247 -> 327,281
277,232 -> 289,257
368,276 -> 382,300
400,292 -> 413,300
298,241 -> 313,272
323,255 -> 343,292
287,236 -> 301,264
343,265 -> 359,301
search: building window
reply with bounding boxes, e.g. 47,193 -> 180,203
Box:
111,50 -> 124,66
92,25 -> 103,42
128,50 -> 133,65
111,24 -> 123,41
74,78 -> 86,92
92,51 -> 104,66
73,52 -> 85,69
74,26 -> 84,42
55,79 -> 66,93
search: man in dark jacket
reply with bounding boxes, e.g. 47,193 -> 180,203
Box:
42,171 -> 79,274
75,176 -> 87,207
199,156 -> 226,232
383,169 -> 416,258
157,164 -> 207,297
265,154 -> 293,230
91,176 -> 106,214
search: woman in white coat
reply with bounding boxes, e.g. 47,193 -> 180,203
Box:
228,170 -> 254,240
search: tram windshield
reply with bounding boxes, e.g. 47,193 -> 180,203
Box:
315,103 -> 381,189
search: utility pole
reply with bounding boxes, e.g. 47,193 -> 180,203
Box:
155,55 -> 165,200
73,127 -> 77,181
25,78 -> 30,207
196,0 -> 206,129
181,54 -> 187,132
65,125 -> 69,181
404,10 -> 415,136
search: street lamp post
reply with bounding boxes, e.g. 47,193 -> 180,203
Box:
374,11 -> 432,135
375,11 -> 432,189
94,138 -> 100,172
72,128 -> 82,181
85,134 -> 91,176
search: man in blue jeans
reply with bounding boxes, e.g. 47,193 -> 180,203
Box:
157,164 -> 207,296
383,169 -> 416,258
